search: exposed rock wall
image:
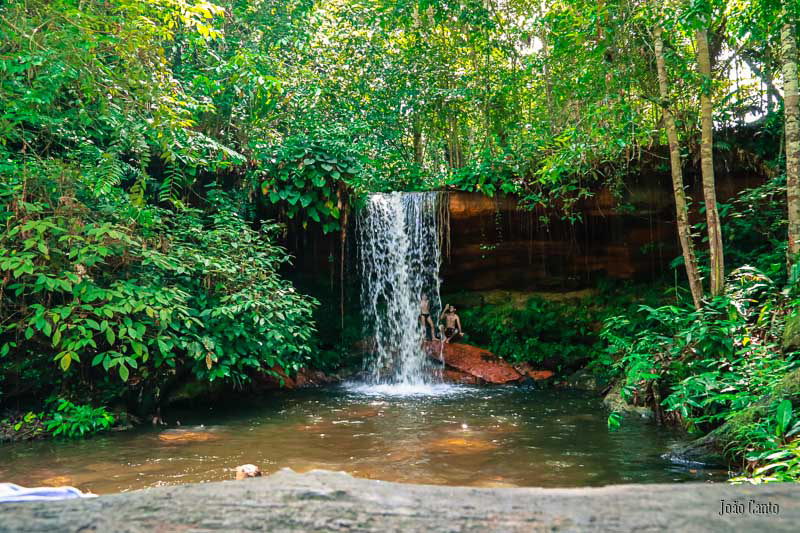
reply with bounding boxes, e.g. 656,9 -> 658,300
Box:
284,163 -> 765,293
441,189 -> 674,291
440,165 -> 762,291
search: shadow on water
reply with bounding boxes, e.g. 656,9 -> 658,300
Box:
0,386 -> 727,494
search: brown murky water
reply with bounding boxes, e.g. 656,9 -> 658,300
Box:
0,385 -> 725,494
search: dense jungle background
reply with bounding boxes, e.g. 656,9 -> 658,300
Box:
1,0 -> 800,483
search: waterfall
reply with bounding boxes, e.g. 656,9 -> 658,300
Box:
357,192 -> 443,385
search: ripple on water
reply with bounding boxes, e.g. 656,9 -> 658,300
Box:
0,387 -> 730,493
343,382 -> 467,397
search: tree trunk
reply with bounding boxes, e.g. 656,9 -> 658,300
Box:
413,117 -> 424,164
696,26 -> 725,296
448,115 -> 463,169
540,32 -> 554,122
783,7 -> 800,267
655,26 -> 704,309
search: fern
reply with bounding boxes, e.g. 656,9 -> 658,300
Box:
191,131 -> 247,166
160,163 -> 185,205
77,140 -> 125,196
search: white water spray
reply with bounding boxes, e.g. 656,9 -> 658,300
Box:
357,192 -> 444,386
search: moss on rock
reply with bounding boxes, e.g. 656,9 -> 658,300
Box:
602,383 -> 654,419
668,368 -> 800,466
783,313 -> 800,351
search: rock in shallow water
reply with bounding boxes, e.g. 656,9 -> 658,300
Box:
235,464 -> 262,480
563,367 -> 609,392
425,342 -> 553,384
602,382 -> 654,419
157,429 -> 220,443
425,342 -> 522,384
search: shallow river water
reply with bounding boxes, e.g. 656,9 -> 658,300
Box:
0,385 -> 725,493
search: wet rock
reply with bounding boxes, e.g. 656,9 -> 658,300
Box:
442,191 -> 680,291
351,337 -> 377,355
602,383 -> 654,419
664,434 -> 726,467
294,368 -> 338,388
527,370 -> 555,381
446,289 -> 599,311
785,312 -> 800,351
255,364 -> 296,389
235,464 -> 262,480
4,469 -> 799,532
440,368 -> 482,385
425,342 -> 523,384
513,362 -> 555,382
293,371 -> 309,388
158,429 -> 220,444
564,368 -> 610,392
427,436 -> 498,454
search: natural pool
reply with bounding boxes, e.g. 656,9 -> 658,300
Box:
0,385 -> 725,494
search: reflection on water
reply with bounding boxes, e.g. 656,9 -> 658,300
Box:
0,386 -> 725,494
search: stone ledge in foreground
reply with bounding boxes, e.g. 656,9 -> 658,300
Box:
1,469 -> 799,532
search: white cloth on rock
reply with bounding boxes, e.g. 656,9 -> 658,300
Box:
0,483 -> 95,503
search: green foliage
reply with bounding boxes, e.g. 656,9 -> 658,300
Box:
44,399 -> 115,438
5,411 -> 46,439
607,411 -> 622,431
257,136 -> 361,233
460,296 -> 601,372
0,0 -> 327,419
0,0 -> 794,476
722,176 -> 789,284
0,161 -> 318,409
3,399 -> 114,439
447,158 -> 521,197
730,399 -> 800,484
733,440 -> 800,484
602,267 -> 800,481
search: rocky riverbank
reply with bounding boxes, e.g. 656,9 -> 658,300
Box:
1,469 -> 798,532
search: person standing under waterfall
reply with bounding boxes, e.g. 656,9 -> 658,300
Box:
419,294 -> 436,341
439,305 -> 463,343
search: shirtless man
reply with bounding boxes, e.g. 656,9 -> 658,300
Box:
439,305 -> 463,343
419,294 -> 436,340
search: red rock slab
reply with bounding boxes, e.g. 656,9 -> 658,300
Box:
513,362 -> 555,381
257,364 -> 295,389
425,342 -> 523,384
294,368 -> 337,387
440,368 -> 482,385
527,370 -> 554,380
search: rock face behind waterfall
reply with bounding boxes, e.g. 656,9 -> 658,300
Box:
424,342 -> 553,384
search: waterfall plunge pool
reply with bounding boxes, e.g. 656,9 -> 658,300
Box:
0,386 -> 726,494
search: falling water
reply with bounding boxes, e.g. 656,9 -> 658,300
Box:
357,192 -> 444,386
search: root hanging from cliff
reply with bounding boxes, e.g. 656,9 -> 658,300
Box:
437,191 -> 451,264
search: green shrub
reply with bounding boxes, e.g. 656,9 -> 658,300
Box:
1,165 -> 319,409
730,399 -> 800,484
602,267 -> 800,481
44,399 -> 115,438
460,296 -> 601,372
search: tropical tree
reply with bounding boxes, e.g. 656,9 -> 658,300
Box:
783,0 -> 800,268
654,15 -> 704,308
694,3 -> 725,296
